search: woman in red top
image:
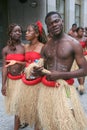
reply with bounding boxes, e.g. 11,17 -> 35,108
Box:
1,24 -> 25,130
74,27 -> 87,94
6,21 -> 47,130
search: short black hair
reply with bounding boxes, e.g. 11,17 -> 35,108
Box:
72,23 -> 77,27
45,11 -> 62,24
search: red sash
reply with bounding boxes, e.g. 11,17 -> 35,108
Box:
42,76 -> 74,87
7,73 -> 23,80
22,74 -> 42,85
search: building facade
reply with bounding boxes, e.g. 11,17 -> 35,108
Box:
0,0 -> 87,58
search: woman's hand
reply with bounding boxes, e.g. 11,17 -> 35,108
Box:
1,85 -> 7,96
5,60 -> 17,67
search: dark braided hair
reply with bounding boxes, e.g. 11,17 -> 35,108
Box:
31,23 -> 47,44
7,23 -> 22,48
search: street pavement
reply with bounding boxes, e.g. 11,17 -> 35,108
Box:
0,67 -> 87,130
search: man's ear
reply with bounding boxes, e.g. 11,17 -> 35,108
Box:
62,19 -> 64,27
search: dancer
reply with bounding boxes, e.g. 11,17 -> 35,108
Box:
68,23 -> 77,38
5,21 -> 47,130
75,27 -> 87,94
34,11 -> 87,130
1,24 -> 25,130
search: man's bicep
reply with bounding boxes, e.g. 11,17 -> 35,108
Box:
74,44 -> 86,68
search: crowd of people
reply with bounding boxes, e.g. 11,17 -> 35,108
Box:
1,11 -> 87,130
68,23 -> 87,94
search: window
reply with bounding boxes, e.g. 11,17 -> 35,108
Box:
75,4 -> 81,26
56,0 -> 65,20
56,0 -> 65,30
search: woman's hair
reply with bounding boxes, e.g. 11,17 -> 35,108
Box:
7,23 -> 22,47
31,21 -> 47,44
76,26 -> 84,33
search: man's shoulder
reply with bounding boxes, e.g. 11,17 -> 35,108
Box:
68,29 -> 73,34
64,34 -> 80,48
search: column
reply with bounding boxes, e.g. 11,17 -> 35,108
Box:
47,0 -> 56,12
81,0 -> 87,27
65,0 -> 75,33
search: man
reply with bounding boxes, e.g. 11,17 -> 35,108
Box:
68,23 -> 77,38
35,11 -> 87,130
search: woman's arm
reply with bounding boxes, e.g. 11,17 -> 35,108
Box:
1,48 -> 8,96
5,60 -> 26,67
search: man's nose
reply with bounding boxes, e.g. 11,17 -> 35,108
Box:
52,22 -> 56,27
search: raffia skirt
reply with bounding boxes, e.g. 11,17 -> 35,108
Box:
13,79 -> 42,128
71,55 -> 87,71
5,78 -> 22,115
37,80 -> 87,130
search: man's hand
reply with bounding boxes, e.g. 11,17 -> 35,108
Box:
5,60 -> 17,67
33,66 -> 45,77
46,71 -> 59,81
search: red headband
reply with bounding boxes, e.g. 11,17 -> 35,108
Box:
36,21 -> 43,35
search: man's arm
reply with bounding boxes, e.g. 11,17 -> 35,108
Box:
46,41 -> 87,80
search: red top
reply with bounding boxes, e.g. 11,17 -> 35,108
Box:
80,41 -> 86,48
25,51 -> 41,66
6,54 -> 25,61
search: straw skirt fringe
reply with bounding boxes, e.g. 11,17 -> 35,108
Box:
14,80 -> 42,127
37,80 -> 87,130
71,55 -> 87,71
5,78 -> 22,115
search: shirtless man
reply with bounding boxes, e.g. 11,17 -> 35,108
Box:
36,11 -> 87,130
68,23 -> 77,38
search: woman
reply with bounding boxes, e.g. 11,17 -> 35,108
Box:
1,24 -> 25,130
72,27 -> 87,94
6,21 -> 47,130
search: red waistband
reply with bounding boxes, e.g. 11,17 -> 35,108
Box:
22,74 -> 42,85
83,51 -> 87,55
7,73 -> 23,80
42,76 -> 74,87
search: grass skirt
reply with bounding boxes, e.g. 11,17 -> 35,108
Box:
5,78 -> 22,115
71,55 -> 87,71
14,79 -> 42,127
37,80 -> 87,130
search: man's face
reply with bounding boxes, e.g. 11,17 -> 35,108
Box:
46,14 -> 63,36
72,25 -> 77,31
